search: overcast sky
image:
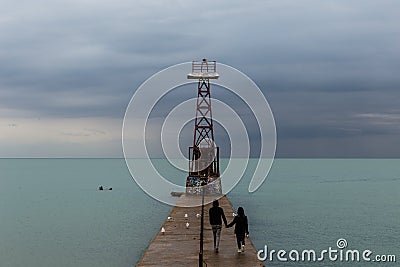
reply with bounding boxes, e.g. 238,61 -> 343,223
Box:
1,0 -> 399,158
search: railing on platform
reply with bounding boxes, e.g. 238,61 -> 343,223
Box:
191,60 -> 217,74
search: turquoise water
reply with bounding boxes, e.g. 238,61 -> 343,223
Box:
230,159 -> 400,266
0,159 -> 399,266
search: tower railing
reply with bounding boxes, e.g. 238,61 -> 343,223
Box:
191,60 -> 217,74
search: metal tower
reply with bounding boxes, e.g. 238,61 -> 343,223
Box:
186,59 -> 221,194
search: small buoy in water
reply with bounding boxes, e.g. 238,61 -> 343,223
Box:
161,227 -> 165,234
186,222 -> 190,228
196,213 -> 201,218
98,186 -> 103,190
184,213 -> 188,218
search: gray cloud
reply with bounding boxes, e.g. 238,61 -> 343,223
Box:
0,0 -> 399,157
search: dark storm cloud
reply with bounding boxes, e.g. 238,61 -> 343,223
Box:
1,0 -> 399,157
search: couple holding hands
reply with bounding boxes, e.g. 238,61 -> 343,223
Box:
209,199 -> 249,253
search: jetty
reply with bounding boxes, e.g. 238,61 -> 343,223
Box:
137,59 -> 263,266
137,195 -> 264,267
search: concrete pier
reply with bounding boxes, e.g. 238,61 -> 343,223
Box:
137,195 -> 264,266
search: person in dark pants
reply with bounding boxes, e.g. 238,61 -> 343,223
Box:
227,207 -> 249,253
209,199 -> 227,253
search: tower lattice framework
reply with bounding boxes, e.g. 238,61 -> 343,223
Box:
186,59 -> 221,194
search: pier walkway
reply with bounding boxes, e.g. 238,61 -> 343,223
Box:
137,195 -> 264,267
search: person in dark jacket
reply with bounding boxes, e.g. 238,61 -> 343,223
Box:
209,199 -> 227,253
227,206 -> 249,253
